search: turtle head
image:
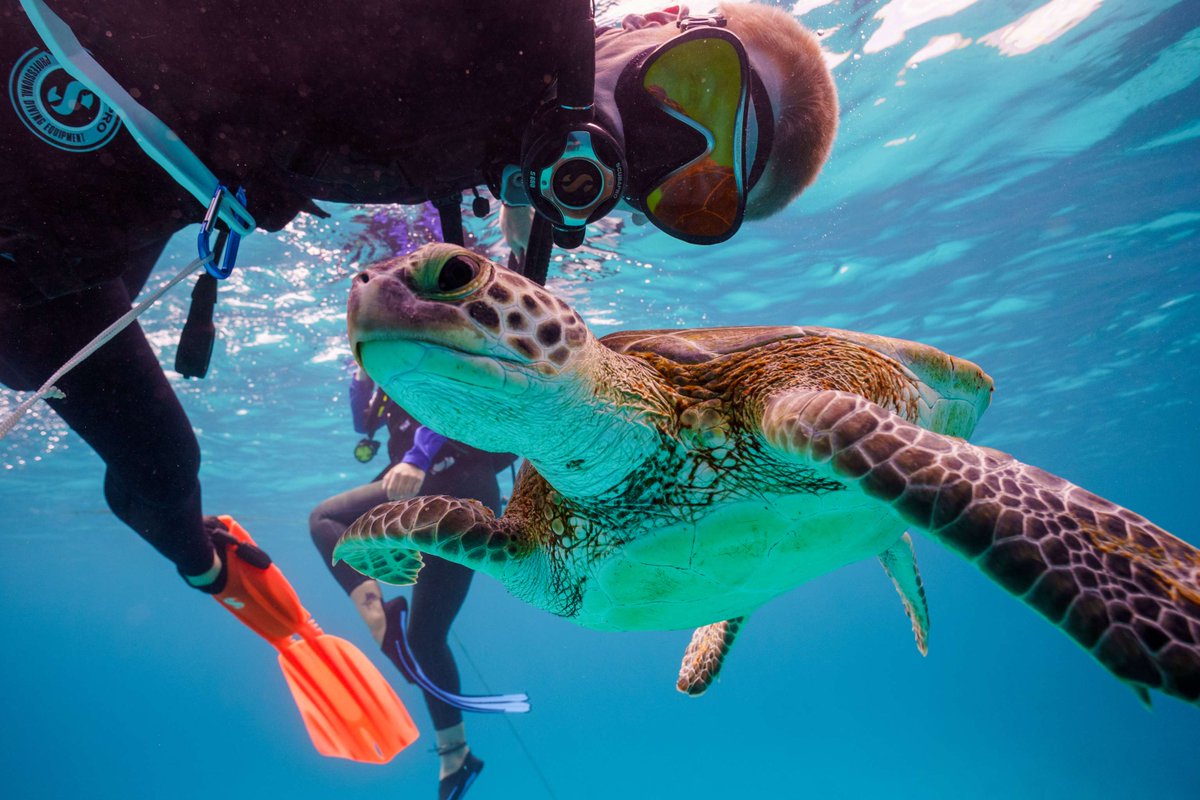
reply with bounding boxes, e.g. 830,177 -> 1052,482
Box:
348,243 -> 596,452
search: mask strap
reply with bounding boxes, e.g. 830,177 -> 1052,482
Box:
746,69 -> 775,191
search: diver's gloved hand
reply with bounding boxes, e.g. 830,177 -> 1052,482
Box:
499,203 -> 534,263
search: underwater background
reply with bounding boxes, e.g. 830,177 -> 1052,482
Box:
1,0 -> 1198,797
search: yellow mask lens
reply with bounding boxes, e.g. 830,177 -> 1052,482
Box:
641,37 -> 745,240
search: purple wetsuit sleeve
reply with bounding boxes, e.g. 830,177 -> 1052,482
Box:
349,373 -> 374,434
401,426 -> 447,472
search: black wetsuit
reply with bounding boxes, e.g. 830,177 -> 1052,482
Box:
0,1 -> 571,574
309,381 -> 503,730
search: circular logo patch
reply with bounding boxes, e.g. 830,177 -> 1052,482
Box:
8,48 -> 121,152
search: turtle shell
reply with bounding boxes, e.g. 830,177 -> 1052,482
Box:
600,325 -> 994,439
600,326 -> 814,364
601,325 -> 986,383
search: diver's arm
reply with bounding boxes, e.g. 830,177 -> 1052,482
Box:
403,426 -> 448,471
382,427 -> 447,501
500,203 -> 535,262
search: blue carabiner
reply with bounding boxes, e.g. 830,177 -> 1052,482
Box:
197,185 -> 249,279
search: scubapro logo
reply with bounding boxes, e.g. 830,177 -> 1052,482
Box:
559,171 -> 595,195
8,48 -> 121,152
553,158 -> 603,208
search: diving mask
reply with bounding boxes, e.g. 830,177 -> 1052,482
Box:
615,17 -> 774,244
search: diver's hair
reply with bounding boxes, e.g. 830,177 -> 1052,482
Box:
720,2 -> 839,219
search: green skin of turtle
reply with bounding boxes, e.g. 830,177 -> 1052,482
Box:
336,242 -> 1200,704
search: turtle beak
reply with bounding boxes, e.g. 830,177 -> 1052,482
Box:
348,261 -> 479,358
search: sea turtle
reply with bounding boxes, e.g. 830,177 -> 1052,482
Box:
335,242 -> 1200,705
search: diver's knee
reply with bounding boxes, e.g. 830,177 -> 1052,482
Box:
309,503 -> 336,542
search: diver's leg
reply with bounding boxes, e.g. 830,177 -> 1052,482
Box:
408,555 -> 474,731
0,247 -> 214,575
409,462 -> 502,778
309,480 -> 392,639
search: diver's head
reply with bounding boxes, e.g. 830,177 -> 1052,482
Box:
593,3 -> 838,238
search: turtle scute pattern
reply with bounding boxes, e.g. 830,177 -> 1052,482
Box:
631,335 -> 924,426
766,389 -> 1200,705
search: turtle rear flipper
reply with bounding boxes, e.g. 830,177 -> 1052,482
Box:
334,496 -> 521,585
762,389 -> 1200,706
677,617 -> 745,696
878,533 -> 930,656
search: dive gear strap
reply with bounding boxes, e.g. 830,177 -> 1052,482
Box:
175,265 -> 219,379
435,196 -> 467,247
177,184 -> 250,378
523,215 -> 554,287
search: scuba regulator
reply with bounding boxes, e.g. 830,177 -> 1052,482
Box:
518,0 -> 626,251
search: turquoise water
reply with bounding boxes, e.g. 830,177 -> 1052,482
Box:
2,1 -> 1198,797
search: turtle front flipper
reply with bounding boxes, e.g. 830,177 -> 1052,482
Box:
677,617 -> 746,696
762,389 -> 1200,706
878,533 -> 930,656
334,496 -> 520,585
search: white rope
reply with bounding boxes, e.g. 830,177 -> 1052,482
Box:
0,254 -> 210,441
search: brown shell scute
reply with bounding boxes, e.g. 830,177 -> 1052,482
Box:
639,337 -> 924,426
600,325 -> 994,436
600,326 -> 811,363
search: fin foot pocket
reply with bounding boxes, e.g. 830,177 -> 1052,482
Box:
209,515 -> 308,643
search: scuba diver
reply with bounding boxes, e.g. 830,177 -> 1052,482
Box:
0,0 -> 838,788
310,366 -> 522,798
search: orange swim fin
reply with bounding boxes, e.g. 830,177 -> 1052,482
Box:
209,515 -> 419,763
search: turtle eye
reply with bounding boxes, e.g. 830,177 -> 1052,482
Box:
415,250 -> 490,300
437,257 -> 477,293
